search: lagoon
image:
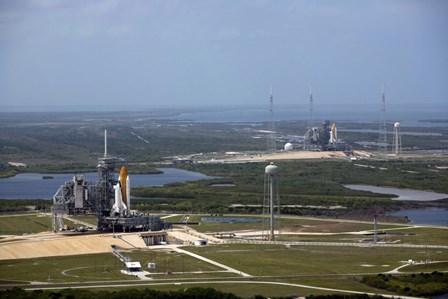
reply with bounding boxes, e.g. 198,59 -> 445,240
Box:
343,184 -> 448,201
390,208 -> 448,227
0,168 -> 214,200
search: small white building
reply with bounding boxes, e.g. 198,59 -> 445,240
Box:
125,261 -> 142,273
193,239 -> 207,246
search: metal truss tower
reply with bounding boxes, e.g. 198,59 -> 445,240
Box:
266,86 -> 276,152
309,84 -> 314,130
378,82 -> 388,155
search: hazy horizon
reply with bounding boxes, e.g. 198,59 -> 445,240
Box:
1,1 -> 447,109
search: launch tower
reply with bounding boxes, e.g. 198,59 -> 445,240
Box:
52,130 -> 167,232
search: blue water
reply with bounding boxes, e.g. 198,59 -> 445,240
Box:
343,185 -> 448,201
390,208 -> 448,227
201,217 -> 262,223
0,168 -> 214,200
158,104 -> 448,127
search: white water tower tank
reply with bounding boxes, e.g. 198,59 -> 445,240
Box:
265,162 -> 279,175
284,142 -> 293,151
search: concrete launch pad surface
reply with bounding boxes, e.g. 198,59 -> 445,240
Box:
0,233 -> 136,260
218,151 -> 347,163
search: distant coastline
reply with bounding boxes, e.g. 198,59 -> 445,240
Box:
1,104 -> 446,125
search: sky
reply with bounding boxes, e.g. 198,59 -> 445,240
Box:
0,0 -> 447,110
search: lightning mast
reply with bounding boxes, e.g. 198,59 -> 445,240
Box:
267,85 -> 276,152
378,82 -> 388,155
304,85 -> 314,151
309,84 -> 314,130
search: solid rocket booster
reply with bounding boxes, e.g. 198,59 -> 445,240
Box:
126,175 -> 130,215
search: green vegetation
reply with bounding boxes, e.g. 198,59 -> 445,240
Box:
0,287 -> 242,299
0,200 -> 51,213
0,213 -> 88,234
400,261 -> 448,272
0,253 -> 130,283
1,112 -> 448,298
131,159 -> 448,218
185,244 -> 448,276
1,111 -> 446,176
124,250 -> 223,275
0,241 -> 447,297
191,214 -> 448,245
0,214 -> 53,234
361,272 -> 448,297
0,163 -> 17,178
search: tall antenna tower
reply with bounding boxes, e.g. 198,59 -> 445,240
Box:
393,122 -> 402,155
378,81 -> 388,155
262,162 -> 280,241
304,85 -> 314,151
309,84 -> 314,129
266,85 -> 276,152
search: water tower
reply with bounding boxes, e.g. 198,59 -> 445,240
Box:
393,122 -> 402,155
263,162 -> 280,241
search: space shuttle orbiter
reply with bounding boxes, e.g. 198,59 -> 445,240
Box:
329,123 -> 337,144
112,165 -> 130,216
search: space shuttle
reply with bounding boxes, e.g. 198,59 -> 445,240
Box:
329,123 -> 337,144
112,165 -> 131,216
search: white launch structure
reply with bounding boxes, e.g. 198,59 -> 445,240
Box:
393,122 -> 402,155
52,129 -> 167,232
263,162 -> 280,241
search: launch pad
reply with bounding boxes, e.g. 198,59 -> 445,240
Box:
52,130 -> 167,232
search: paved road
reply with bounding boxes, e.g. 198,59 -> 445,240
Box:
173,247 -> 252,277
20,279 -> 424,299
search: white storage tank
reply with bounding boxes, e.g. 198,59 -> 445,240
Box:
284,142 -> 293,151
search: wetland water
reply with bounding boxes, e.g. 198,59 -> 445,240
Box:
390,208 -> 448,227
343,184 -> 448,201
0,168 -> 214,200
344,184 -> 448,226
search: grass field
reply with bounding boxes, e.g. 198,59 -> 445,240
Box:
0,253 -> 131,284
400,261 -> 448,273
0,213 -> 89,234
0,232 -> 447,297
185,244 -> 448,276
191,214 -> 402,233
124,249 -> 223,275
0,214 -> 53,234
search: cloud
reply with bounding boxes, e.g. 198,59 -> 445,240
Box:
81,0 -> 121,15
